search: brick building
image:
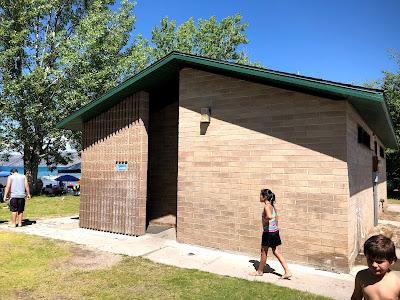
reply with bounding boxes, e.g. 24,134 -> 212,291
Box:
58,52 -> 396,271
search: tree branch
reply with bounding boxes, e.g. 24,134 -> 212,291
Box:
35,16 -> 40,66
40,10 -> 52,67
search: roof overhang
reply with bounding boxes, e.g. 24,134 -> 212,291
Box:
57,52 -> 397,148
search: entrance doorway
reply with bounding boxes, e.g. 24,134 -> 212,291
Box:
146,83 -> 179,230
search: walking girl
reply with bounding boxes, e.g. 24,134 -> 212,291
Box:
250,188 -> 292,279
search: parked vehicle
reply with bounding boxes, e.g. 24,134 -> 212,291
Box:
42,184 -> 65,196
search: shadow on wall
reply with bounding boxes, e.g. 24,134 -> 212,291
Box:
82,93 -> 149,149
179,69 -> 383,198
81,82 -> 179,229
80,92 -> 150,235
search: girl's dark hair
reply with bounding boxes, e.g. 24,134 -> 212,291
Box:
260,189 -> 276,206
364,234 -> 397,263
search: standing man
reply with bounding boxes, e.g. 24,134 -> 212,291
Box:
3,169 -> 31,227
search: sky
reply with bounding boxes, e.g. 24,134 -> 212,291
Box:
130,0 -> 400,86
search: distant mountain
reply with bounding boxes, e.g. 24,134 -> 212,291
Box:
0,152 -> 80,167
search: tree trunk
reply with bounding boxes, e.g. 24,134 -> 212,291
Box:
23,147 -> 41,195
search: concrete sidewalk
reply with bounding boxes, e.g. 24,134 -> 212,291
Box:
0,216 -> 355,300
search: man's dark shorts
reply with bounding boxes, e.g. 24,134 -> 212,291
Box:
9,198 -> 25,213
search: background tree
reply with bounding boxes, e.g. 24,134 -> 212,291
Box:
0,0 -> 151,192
151,14 -> 251,64
364,52 -> 400,188
382,52 -> 400,183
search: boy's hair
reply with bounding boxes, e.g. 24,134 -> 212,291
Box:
364,234 -> 397,262
10,168 -> 18,173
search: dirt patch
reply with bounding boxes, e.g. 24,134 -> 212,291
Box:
14,289 -> 34,299
54,245 -> 122,272
359,222 -> 400,268
354,209 -> 400,271
367,223 -> 400,248
377,204 -> 400,247
49,294 -> 73,300
380,210 -> 400,222
354,223 -> 400,271
391,226 -> 400,249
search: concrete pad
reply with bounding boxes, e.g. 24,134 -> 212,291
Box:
0,216 -> 356,300
144,245 -> 220,269
388,205 -> 400,213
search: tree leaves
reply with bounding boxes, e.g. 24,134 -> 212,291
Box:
0,0 -> 143,189
382,51 -> 400,180
151,13 -> 250,64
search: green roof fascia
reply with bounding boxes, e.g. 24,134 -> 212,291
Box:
380,97 -> 397,149
57,52 -> 397,148
348,96 -> 397,148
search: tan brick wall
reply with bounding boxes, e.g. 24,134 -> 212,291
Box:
80,91 -> 149,236
177,68 -> 350,270
346,104 -> 387,265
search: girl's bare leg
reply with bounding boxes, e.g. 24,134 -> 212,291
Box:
272,247 -> 292,279
250,247 -> 268,276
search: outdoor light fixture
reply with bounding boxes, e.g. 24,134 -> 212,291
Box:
200,107 -> 211,123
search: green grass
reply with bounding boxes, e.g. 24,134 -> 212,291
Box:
388,198 -> 400,205
0,195 -> 79,222
0,232 -> 330,300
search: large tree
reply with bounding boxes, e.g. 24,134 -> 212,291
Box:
0,1 -> 252,193
0,0 -> 150,192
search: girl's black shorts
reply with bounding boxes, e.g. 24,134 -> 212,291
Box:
261,230 -> 282,248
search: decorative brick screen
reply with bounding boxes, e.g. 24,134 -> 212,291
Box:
80,91 -> 149,236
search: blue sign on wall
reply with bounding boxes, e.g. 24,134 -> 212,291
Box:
116,161 -> 128,171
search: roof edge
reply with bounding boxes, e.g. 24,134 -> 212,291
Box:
57,52 -> 396,149
381,96 -> 398,149
173,52 -> 384,95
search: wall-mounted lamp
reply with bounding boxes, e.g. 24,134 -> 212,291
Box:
200,107 -> 211,123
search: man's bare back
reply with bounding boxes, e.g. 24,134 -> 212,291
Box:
352,269 -> 400,300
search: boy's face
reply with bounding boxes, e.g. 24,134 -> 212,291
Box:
366,256 -> 394,276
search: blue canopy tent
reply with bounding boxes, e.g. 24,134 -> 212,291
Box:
0,171 -> 8,199
0,171 -> 10,177
53,174 -> 80,196
55,175 -> 79,182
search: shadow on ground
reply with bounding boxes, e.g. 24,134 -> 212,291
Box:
22,219 -> 37,226
146,224 -> 174,234
249,259 -> 283,277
